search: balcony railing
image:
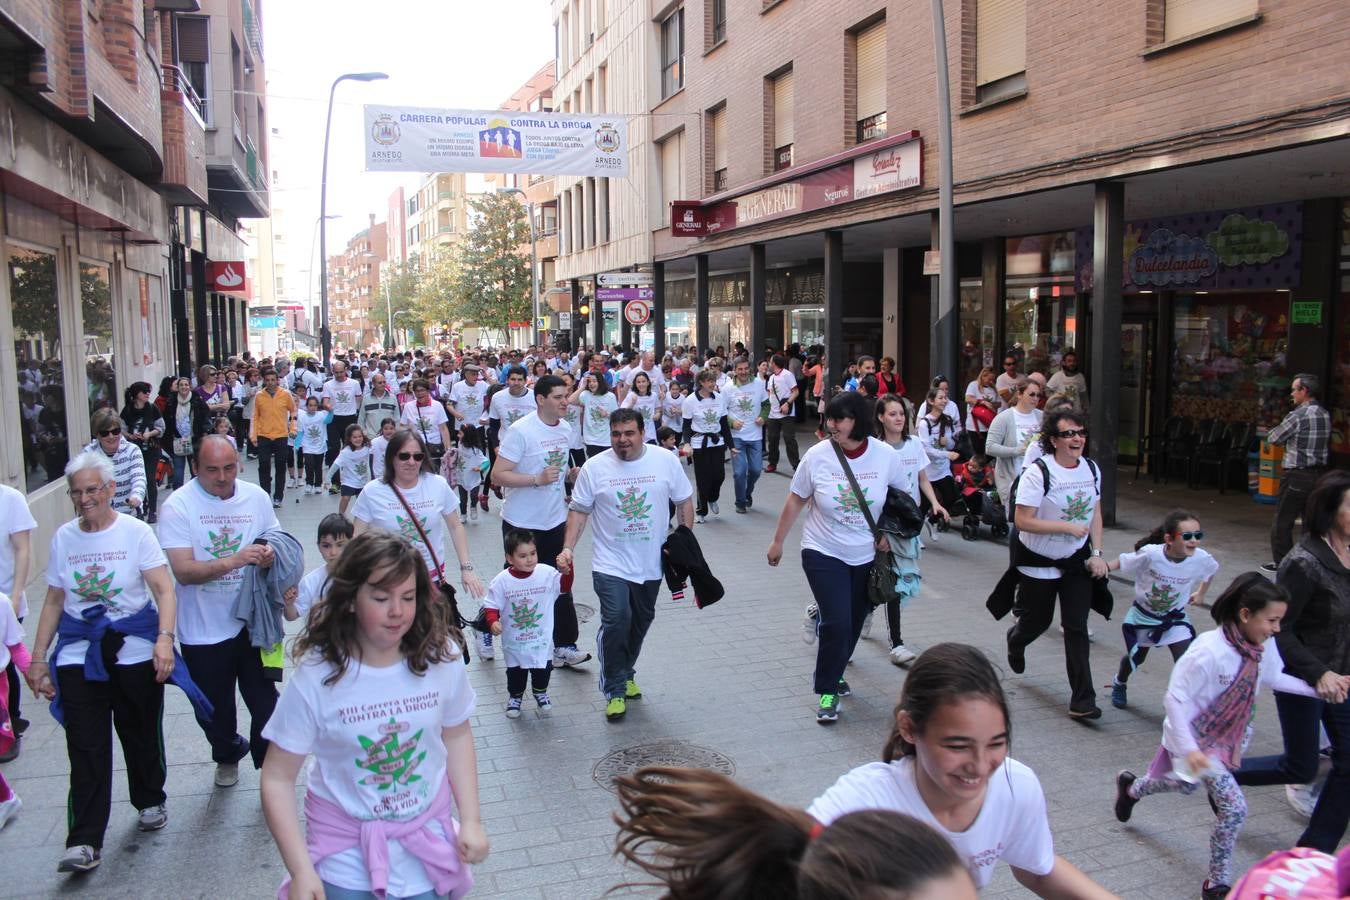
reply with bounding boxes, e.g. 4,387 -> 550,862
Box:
246,136 -> 268,193
241,0 -> 264,61
162,64 -> 207,124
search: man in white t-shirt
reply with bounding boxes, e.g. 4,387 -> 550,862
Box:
995,355 -> 1020,408
1045,350 -> 1088,410
558,408 -> 694,721
158,436 -> 281,787
321,361 -> 363,490
490,375 -> 591,669
448,365 -> 489,439
486,366 -> 535,499
765,354 -> 800,472
0,483 -> 35,759
622,351 -> 666,395
722,357 -> 769,513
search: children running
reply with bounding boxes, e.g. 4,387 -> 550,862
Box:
295,394 -> 331,497
451,426 -> 488,524
483,529 -> 559,719
0,594 -> 30,829
260,532 -> 488,899
325,424 -> 373,517
1114,574 -> 1347,900
285,514 -> 352,623
1107,509 -> 1219,709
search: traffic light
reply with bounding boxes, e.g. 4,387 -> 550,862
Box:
578,301 -> 591,322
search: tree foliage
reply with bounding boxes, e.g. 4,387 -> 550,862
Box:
449,193 -> 531,334
380,259 -> 425,348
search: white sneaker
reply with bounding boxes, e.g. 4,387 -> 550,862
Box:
802,603 -> 819,645
709,501 -> 720,516
695,514 -> 706,524
0,795 -> 20,830
889,644 -> 918,667
469,507 -> 479,523
214,762 -> 240,788
137,804 -> 168,832
553,645 -> 592,667
478,631 -> 495,660
860,610 -> 875,640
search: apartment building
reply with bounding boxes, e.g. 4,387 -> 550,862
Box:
639,0 -> 1350,495
405,173 -> 471,264
328,216 -> 387,353
0,0 -> 269,553
386,186 -> 408,267
551,0 -> 658,347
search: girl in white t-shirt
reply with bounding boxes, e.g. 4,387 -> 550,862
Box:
1114,575 -> 1331,900
1106,509 -> 1219,711
612,765 -> 975,899
809,643 -> 1114,897
619,371 -> 660,443
450,424 -> 487,522
918,387 -> 960,517
324,424 -> 373,517
571,374 -> 618,457
484,529 -> 560,719
260,532 -> 489,900
296,396 -> 332,496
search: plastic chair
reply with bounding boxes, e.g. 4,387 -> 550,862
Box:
1191,420 -> 1236,489
1138,415 -> 1181,482
1219,421 -> 1256,494
1160,417 -> 1196,485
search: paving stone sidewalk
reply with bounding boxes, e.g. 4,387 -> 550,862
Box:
0,438 -> 1328,899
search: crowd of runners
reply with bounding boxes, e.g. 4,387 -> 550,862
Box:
0,339 -> 1344,900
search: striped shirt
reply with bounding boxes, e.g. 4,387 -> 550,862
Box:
82,438 -> 147,513
1266,401 -> 1330,470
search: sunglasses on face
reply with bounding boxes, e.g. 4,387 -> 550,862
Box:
1004,362 -> 1016,367
1055,428 -> 1088,439
98,427 -> 122,437
396,451 -> 426,462
1177,530 -> 1205,541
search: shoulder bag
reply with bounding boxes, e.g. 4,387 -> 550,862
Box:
388,480 -> 471,660
831,441 -> 901,608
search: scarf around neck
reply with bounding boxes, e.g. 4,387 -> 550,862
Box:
1189,624 -> 1262,770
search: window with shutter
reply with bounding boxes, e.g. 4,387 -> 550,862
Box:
1165,0 -> 1257,41
854,21 -> 886,143
175,16 -> 210,120
661,8 -> 685,99
661,133 -> 684,212
975,0 -> 1026,102
773,70 -> 794,171
711,107 -> 728,192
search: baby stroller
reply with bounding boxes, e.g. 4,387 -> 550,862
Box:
951,459 -> 1009,541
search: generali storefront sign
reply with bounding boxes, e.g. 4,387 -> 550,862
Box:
671,133 -> 921,236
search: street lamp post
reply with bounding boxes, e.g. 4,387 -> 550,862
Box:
496,187 -> 539,349
320,71 -> 387,370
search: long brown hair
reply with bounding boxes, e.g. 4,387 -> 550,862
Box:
381,427 -> 434,485
612,766 -> 966,899
293,532 -> 461,685
882,643 -> 1010,763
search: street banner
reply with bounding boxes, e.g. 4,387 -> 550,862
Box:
364,106 -> 629,177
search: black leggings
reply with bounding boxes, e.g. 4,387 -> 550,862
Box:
303,452 -> 324,487
506,665 -> 553,697
458,485 -> 481,515
1117,639 -> 1191,684
923,475 -> 958,516
692,444 -> 726,515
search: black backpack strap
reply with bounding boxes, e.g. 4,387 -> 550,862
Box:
1035,456 -> 1052,495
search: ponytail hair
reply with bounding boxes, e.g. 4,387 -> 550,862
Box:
882,643 -> 1010,763
613,766 -> 969,900
1135,508 -> 1198,551
1210,572 -> 1290,626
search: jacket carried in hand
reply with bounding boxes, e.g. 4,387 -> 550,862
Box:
661,525 -> 724,609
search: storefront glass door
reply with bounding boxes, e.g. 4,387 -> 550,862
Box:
1118,318 -> 1151,460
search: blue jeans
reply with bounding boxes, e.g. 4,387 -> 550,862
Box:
801,549 -> 871,695
592,572 -> 661,699
321,882 -> 445,900
1233,690 -> 1350,852
170,453 -> 192,489
731,437 -> 762,507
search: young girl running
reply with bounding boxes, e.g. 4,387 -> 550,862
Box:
1114,574 -> 1342,900
619,371 -> 661,443
1107,509 -> 1219,709
296,396 -> 332,496
325,424 -> 373,518
613,766 -> 976,899
260,532 -> 488,900
808,643 -> 1114,897
483,529 -> 559,719
450,426 -> 487,524
287,384 -> 308,490
0,596 -> 30,828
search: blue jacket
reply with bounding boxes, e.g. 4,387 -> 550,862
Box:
48,604 -> 213,727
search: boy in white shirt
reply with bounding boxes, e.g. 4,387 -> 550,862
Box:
484,529 -> 559,718
285,514 -> 352,622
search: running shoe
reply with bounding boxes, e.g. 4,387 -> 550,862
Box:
889,644 -> 918,667
606,697 -> 627,720
0,795 -> 20,830
836,679 -> 852,697
57,845 -> 101,873
505,696 -> 522,719
137,804 -> 168,832
1202,882 -> 1231,900
214,762 -> 239,788
695,514 -> 706,524
816,693 -> 839,724
469,507 -> 479,523
1068,704 -> 1102,721
624,680 -> 642,700
859,610 -> 874,639
709,501 -> 719,516
1114,770 -> 1138,822
553,646 -> 592,667
1006,628 -> 1025,674
533,691 -> 553,717
478,631 -> 495,660
735,504 -> 747,514
1111,680 -> 1128,709
802,603 -> 820,645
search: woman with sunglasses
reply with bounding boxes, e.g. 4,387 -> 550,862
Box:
985,377 -> 1044,512
1004,409 -> 1110,720
1103,509 -> 1218,711
351,428 -> 484,599
82,408 -> 147,518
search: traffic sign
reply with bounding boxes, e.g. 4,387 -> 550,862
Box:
598,272 -> 653,287
558,311 -> 572,328
624,300 -> 651,326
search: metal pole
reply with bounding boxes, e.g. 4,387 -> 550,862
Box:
319,79 -> 337,370
529,200 -> 540,348
384,278 -> 393,350
930,0 -> 958,384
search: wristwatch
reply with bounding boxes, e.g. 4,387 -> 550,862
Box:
1090,549 -> 1104,558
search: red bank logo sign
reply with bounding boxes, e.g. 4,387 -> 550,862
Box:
207,261 -> 248,293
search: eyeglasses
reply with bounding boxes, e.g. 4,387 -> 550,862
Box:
1004,361 -> 1017,367
1177,530 -> 1205,541
396,452 -> 426,462
1024,391 -> 1041,398
67,485 -> 106,499
98,427 -> 122,437
1055,428 -> 1088,439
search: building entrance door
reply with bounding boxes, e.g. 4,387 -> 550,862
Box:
1118,316 -> 1152,461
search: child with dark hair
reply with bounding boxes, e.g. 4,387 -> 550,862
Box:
1115,574 -> 1345,900
482,529 -> 559,719
614,766 -> 976,900
809,643 -> 1112,897
285,513 -> 354,623
324,424 -> 372,518
450,424 -> 487,524
1105,509 -> 1218,710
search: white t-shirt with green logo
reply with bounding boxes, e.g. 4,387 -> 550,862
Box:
789,437 -> 910,566
1118,543 -> 1218,644
1014,455 -> 1101,579
158,479 -> 279,645
488,388 -> 537,432
47,513 -> 167,667
483,564 -> 561,669
400,400 -> 449,446
352,474 -> 459,576
578,390 -> 619,447
681,391 -> 729,449
262,651 -> 475,897
499,412 -> 575,530
723,378 -> 769,441
570,446 -> 692,582
321,377 -> 363,417
619,391 -> 660,442
448,380 -> 488,425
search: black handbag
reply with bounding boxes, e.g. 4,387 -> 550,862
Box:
389,482 -> 470,660
831,442 -> 901,608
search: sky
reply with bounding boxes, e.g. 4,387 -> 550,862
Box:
261,1 -> 556,305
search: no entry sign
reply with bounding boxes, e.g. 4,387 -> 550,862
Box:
624,300 -> 651,326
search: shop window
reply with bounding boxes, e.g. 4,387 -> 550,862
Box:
8,247 -> 67,493
1171,292 -> 1288,433
960,279 -> 993,388
1004,233 -> 1078,375
1164,0 -> 1257,42
1330,200 -> 1350,456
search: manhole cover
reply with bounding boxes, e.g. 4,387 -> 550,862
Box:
592,740 -> 735,792
574,602 -> 595,623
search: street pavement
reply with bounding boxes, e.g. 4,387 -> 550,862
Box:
0,432 -> 1329,899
